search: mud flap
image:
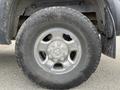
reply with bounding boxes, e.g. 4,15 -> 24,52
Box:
102,5 -> 116,58
102,34 -> 116,58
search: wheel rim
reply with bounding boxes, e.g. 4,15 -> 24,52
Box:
34,27 -> 82,75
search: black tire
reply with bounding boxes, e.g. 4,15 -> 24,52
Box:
15,7 -> 101,89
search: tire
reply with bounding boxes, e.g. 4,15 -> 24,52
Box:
15,7 -> 101,89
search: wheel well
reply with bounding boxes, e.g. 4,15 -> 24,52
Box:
14,0 -> 99,38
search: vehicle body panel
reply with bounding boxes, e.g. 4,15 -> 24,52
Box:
106,0 -> 120,36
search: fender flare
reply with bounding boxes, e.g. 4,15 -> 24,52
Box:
0,0 -> 19,44
106,0 -> 120,36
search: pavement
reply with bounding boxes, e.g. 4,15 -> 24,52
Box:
0,37 -> 119,90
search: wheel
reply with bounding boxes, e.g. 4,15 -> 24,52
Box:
16,7 -> 101,89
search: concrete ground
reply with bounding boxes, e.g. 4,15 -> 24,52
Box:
0,37 -> 119,90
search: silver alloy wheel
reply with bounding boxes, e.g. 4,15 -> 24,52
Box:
34,27 -> 82,74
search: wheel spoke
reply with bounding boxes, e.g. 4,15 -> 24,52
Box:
41,56 -> 54,68
47,60 -> 55,69
63,56 -> 75,68
51,29 -> 63,39
66,40 -> 78,51
38,41 -> 49,51
63,61 -> 71,68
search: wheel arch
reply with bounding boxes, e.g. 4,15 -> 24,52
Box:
0,0 -> 34,44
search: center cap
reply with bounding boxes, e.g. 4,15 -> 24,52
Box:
47,40 -> 68,61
